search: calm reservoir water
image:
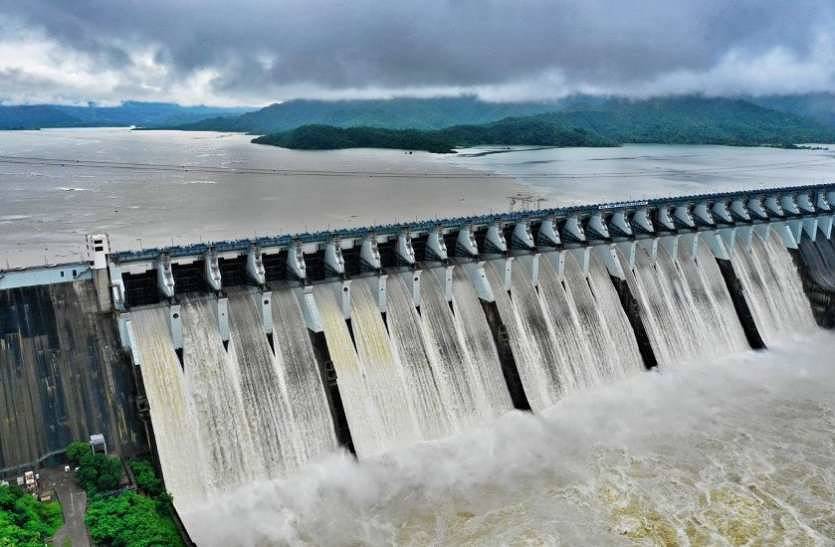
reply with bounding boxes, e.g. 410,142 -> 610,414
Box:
1,129 -> 834,266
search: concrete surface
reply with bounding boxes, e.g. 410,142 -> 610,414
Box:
41,467 -> 91,547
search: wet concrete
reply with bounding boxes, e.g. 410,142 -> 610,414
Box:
795,234 -> 835,327
40,466 -> 91,547
0,281 -> 144,472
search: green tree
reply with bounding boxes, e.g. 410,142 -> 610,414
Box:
71,449 -> 124,495
0,485 -> 62,546
85,491 -> 182,547
129,460 -> 163,498
65,440 -> 91,465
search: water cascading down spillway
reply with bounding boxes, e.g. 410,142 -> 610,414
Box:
132,288 -> 338,513
621,237 -> 750,368
107,182 -> 831,542
486,252 -> 644,411
313,280 -> 423,456
729,231 -> 818,342
312,268 -> 513,457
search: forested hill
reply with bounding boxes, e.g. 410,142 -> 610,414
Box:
251,97 -> 835,153
0,102 -> 252,130
180,95 -> 835,147
252,118 -> 615,153
178,96 -> 565,132
0,105 -> 81,130
539,97 -> 835,145
748,93 -> 835,129
56,102 -> 252,127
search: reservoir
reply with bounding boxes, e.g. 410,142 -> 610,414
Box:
2,128 -> 834,267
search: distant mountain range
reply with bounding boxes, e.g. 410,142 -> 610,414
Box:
3,94 -> 835,149
532,96 -> 835,146
177,96 -> 567,133
0,101 -> 252,130
748,93 -> 835,129
250,96 -> 835,153
176,94 -> 835,137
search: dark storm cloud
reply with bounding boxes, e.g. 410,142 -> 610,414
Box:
0,0 -> 833,104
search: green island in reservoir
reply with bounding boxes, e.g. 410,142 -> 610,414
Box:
250,97 -> 835,153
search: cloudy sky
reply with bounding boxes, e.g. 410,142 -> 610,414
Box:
0,0 -> 833,106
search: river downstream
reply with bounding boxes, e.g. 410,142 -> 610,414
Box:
182,331 -> 835,545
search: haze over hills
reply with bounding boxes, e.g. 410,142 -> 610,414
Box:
538,96 -> 835,145
177,97 -> 567,133
0,105 -> 82,130
3,94 -> 835,151
251,96 -> 835,153
0,102 -> 252,130
176,94 -> 835,136
748,93 -> 835,129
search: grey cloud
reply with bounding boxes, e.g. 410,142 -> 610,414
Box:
0,0 -> 833,104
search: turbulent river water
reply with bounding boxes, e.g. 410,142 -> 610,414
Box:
3,129 -> 834,545
182,331 -> 835,545
150,232 -> 830,547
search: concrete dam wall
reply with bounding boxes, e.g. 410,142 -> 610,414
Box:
0,281 -> 144,473
127,228 -> 826,538
1,182 -> 834,537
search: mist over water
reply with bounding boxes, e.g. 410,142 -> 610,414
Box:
182,332 -> 835,546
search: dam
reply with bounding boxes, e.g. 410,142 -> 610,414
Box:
2,182 -> 835,538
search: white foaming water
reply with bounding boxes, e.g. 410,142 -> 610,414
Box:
269,289 -> 339,465
731,231 -> 818,342
135,232 -> 829,545
133,290 -> 337,519
486,256 -> 567,410
180,295 -> 259,493
565,252 -> 645,382
447,266 -> 514,418
131,306 -> 208,508
313,281 -> 422,457
414,269 -> 486,429
183,332 -> 835,546
492,252 -> 644,410
312,270 -> 513,456
133,296 -> 259,501
385,273 -> 454,439
225,289 -> 337,479
389,267 -> 513,439
623,239 -> 749,367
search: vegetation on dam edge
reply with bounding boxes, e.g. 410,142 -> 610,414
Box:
0,484 -> 63,546
65,441 -> 183,546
